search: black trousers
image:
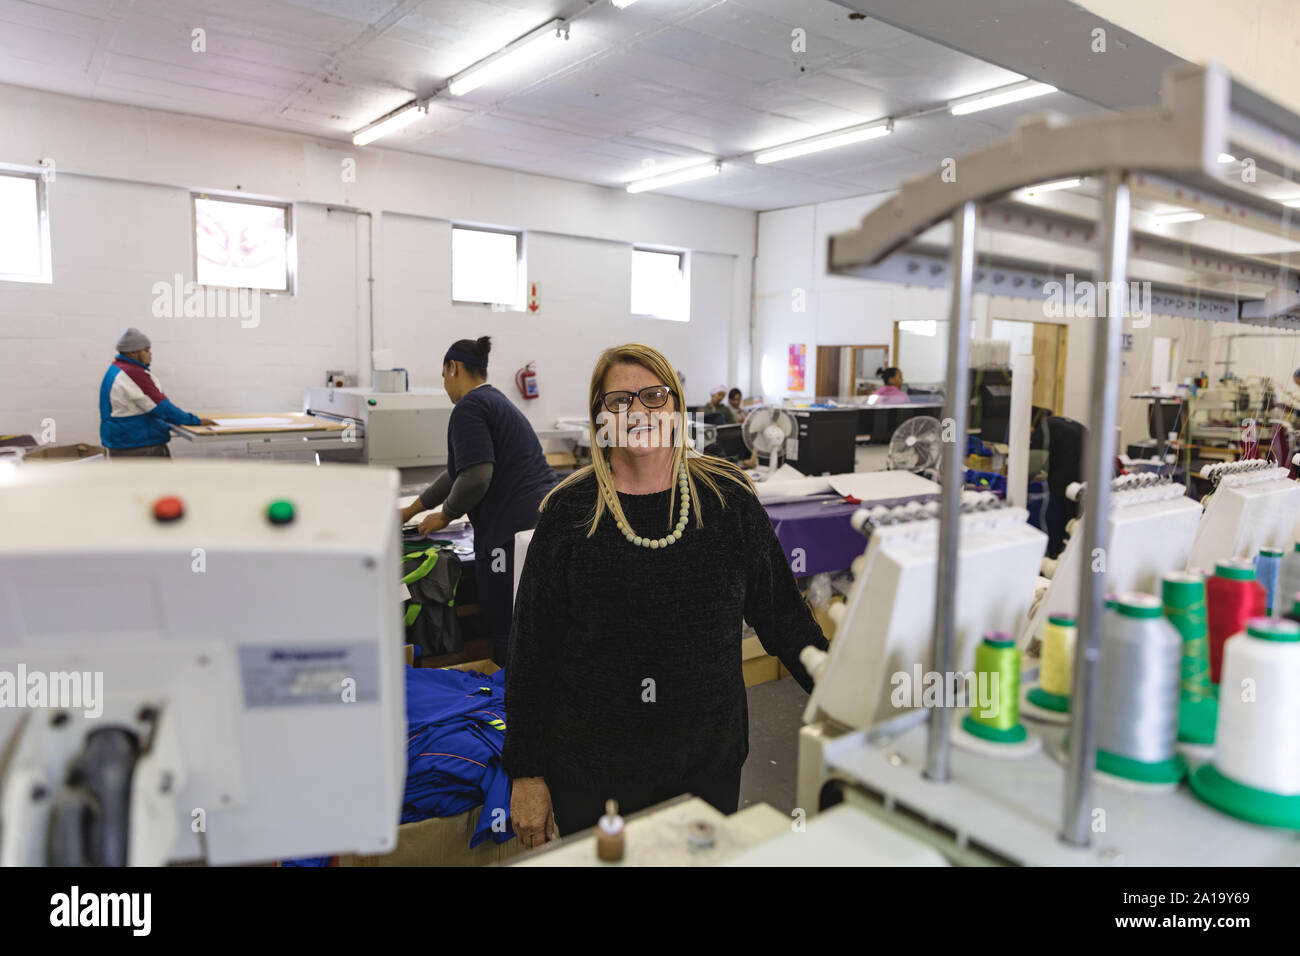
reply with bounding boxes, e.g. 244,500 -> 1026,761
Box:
107,443 -> 170,458
546,766 -> 742,837
474,545 -> 515,666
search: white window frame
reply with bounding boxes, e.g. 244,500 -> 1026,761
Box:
191,192 -> 296,295
0,166 -> 53,285
631,246 -> 689,321
451,224 -> 525,310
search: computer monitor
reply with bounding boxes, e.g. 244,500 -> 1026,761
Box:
1147,398 -> 1186,441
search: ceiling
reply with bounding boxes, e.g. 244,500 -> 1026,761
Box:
0,0 -> 1119,209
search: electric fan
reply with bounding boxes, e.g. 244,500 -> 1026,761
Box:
741,406 -> 798,479
887,416 -> 943,474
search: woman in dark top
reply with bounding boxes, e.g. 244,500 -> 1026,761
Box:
504,342 -> 829,848
399,336 -> 556,664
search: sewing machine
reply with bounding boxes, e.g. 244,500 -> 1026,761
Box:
0,461 -> 406,865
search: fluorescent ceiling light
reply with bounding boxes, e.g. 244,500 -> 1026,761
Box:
627,162 -> 721,193
1153,211 -> 1204,225
447,20 -> 568,96
1218,153 -> 1237,163
352,101 -> 428,146
1024,177 -> 1082,195
949,80 -> 1057,116
611,0 -> 639,7
753,120 -> 893,165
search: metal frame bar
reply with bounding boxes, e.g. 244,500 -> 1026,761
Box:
822,60 -> 1300,853
837,242 -> 1240,321
924,200 -> 976,783
1061,171 -> 1131,847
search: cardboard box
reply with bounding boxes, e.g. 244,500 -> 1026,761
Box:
811,594 -> 846,642
24,442 -> 104,461
545,451 -> 577,470
339,807 -> 522,867
741,634 -> 779,687
345,655 -> 513,867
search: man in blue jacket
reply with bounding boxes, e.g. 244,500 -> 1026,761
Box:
99,328 -> 213,458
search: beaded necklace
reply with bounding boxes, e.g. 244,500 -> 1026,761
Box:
607,462 -> 690,549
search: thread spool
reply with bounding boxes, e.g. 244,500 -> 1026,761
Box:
1162,570 -> 1216,748
1095,593 -> 1186,789
954,633 -> 1040,757
1025,615 -> 1074,723
1256,548 -> 1283,615
1189,617 -> 1300,829
1206,559 -> 1266,684
1279,543 -> 1300,614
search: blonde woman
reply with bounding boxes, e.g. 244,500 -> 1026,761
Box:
504,344 -> 829,848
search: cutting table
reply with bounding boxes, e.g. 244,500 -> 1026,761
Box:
171,413 -> 353,457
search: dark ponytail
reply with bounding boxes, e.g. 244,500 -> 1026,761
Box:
878,366 -> 901,383
444,336 -> 491,374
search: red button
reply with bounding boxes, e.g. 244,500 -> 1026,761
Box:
153,496 -> 184,522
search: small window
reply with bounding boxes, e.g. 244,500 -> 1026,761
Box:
631,248 -> 687,320
0,170 -> 52,284
452,226 -> 523,308
193,194 -> 294,292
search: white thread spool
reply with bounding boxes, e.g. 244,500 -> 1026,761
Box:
1189,617 -> 1300,828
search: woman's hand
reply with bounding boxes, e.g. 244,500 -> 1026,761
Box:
418,510 -> 451,535
511,777 -> 555,849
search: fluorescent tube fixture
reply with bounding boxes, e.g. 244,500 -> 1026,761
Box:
949,80 -> 1057,116
611,0 -> 640,7
753,119 -> 893,165
1024,177 -> 1082,195
1153,212 -> 1204,225
447,20 -> 568,96
626,162 -> 721,194
353,101 -> 428,146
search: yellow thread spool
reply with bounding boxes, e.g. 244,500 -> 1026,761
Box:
1030,614 -> 1075,712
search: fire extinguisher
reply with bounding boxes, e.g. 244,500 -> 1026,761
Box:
516,362 -> 539,400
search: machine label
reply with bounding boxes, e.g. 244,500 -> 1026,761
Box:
239,643 -> 379,708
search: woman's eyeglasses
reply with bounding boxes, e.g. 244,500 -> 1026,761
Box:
600,386 -> 673,414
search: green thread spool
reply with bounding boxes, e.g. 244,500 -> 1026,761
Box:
1028,614 -> 1074,712
1162,570 -> 1216,746
960,633 -> 1027,743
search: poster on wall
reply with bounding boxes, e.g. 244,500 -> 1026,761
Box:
788,343 -> 806,391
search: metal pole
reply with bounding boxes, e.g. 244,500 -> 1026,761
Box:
924,200 -> 976,783
1061,171 -> 1130,846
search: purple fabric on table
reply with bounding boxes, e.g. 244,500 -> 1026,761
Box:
764,494 -> 934,577
406,524 -> 476,552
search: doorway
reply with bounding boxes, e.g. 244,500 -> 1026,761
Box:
816,344 -> 890,398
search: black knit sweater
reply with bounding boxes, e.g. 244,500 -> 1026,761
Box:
502,469 -> 829,788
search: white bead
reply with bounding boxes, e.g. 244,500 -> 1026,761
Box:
650,539 -> 659,549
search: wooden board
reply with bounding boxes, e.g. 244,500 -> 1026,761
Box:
176,411 -> 348,437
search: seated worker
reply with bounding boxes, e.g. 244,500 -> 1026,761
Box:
704,385 -> 737,423
726,388 -> 748,423
870,366 -> 910,405
99,328 -> 213,458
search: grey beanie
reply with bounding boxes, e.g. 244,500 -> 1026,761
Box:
116,327 -> 151,353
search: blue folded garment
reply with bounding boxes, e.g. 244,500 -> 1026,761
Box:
403,667 -> 514,847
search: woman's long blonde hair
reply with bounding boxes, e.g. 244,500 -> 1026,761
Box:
541,343 -> 754,536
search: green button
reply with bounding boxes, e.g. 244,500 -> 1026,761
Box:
367,398 -> 377,406
268,500 -> 295,525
